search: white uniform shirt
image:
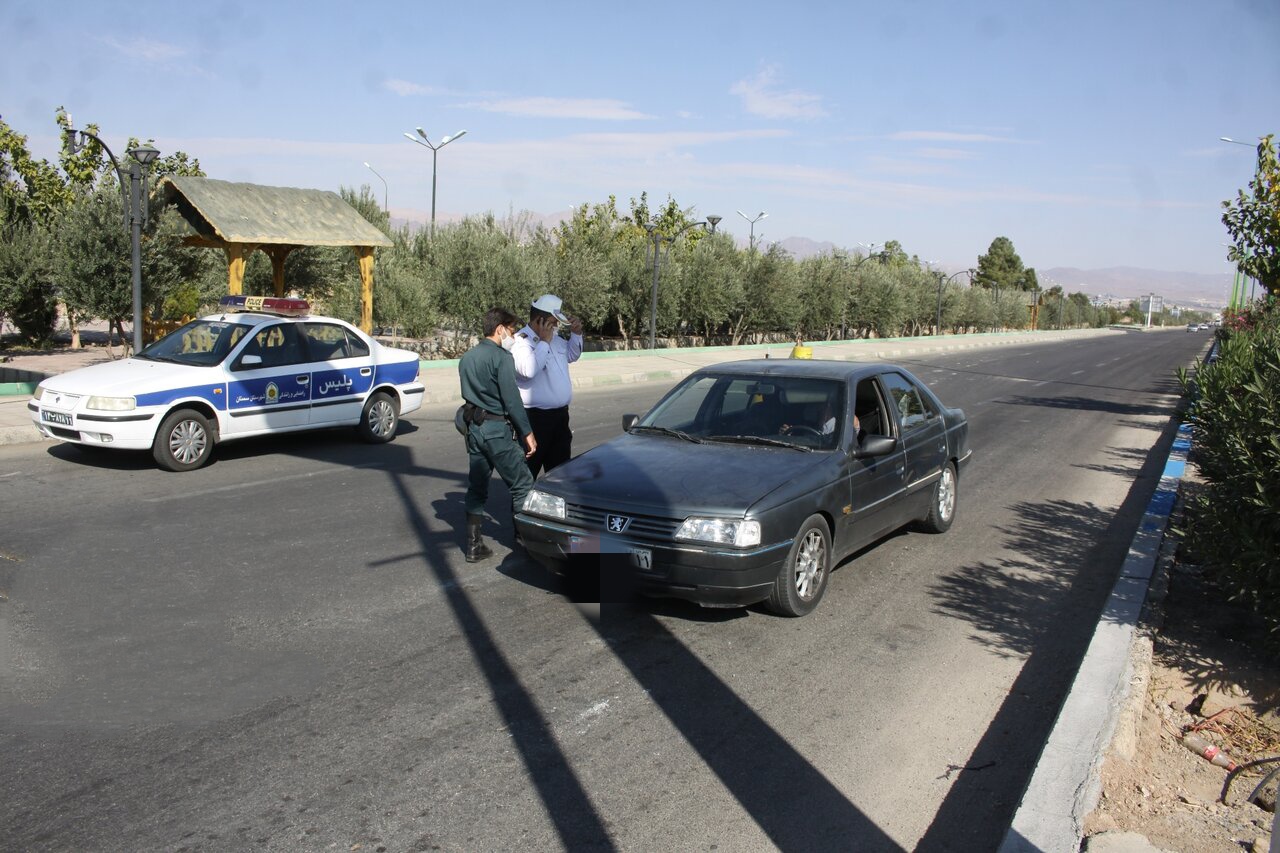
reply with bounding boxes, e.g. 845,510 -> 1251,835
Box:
511,325 -> 583,409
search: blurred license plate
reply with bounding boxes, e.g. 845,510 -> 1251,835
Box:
630,548 -> 652,570
42,410 -> 73,426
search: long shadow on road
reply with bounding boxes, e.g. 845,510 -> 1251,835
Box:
915,409 -> 1185,851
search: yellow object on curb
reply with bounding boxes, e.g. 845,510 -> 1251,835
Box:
790,344 -> 813,359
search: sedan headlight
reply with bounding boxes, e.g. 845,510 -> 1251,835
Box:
523,490 -> 566,520
676,517 -> 761,548
87,395 -> 136,412
32,384 -> 46,401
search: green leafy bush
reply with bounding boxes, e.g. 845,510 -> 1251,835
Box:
1179,298 -> 1280,646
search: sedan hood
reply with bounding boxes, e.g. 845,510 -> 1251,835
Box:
39,358 -> 214,397
537,433 -> 832,516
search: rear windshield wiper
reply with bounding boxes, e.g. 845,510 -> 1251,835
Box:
707,435 -> 812,452
631,425 -> 704,443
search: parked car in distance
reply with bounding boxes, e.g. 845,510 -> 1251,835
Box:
516,360 -> 972,616
29,296 -> 425,471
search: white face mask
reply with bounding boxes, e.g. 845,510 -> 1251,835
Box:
500,329 -> 517,351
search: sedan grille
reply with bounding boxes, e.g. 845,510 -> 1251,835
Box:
565,504 -> 683,542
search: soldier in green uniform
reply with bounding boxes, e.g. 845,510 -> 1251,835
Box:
458,307 -> 537,562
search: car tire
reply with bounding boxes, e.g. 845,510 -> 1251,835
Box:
767,515 -> 830,617
153,409 -> 214,472
919,461 -> 957,533
358,391 -> 399,443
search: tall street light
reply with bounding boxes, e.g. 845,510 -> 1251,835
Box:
645,219 -> 712,350
363,161 -> 388,212
1220,136 -> 1261,308
736,210 -> 767,251
936,269 -> 974,336
64,127 -> 159,354
403,127 -> 467,236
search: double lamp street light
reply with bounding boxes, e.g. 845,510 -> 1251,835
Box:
403,127 -> 467,236
64,127 -> 159,354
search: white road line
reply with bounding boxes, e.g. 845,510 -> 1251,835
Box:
144,462 -> 383,502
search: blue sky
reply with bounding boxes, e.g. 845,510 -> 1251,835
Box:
4,0 -> 1277,276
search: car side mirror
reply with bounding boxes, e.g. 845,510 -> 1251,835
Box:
622,414 -> 638,431
852,435 -> 897,458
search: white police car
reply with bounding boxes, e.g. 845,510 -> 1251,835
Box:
29,296 -> 425,471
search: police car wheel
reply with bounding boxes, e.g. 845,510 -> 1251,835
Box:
153,409 -> 214,472
358,392 -> 399,443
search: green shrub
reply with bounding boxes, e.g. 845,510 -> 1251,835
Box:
1179,298 -> 1280,647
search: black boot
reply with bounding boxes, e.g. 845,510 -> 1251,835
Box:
466,514 -> 493,563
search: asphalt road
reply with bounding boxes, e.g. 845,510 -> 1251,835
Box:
0,330 -> 1208,852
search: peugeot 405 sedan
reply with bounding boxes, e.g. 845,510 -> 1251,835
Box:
516,359 -> 971,616
29,296 -> 425,471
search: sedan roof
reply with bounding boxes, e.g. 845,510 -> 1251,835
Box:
693,359 -> 887,381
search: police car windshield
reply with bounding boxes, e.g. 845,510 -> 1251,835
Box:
136,319 -> 249,367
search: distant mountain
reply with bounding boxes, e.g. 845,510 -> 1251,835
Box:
1039,267 -> 1232,307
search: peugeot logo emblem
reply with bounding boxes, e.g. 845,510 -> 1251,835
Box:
606,514 -> 630,533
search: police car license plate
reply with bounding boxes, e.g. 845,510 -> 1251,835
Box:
630,548 -> 652,571
42,410 -> 73,426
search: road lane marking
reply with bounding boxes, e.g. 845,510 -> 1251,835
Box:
143,462 -> 384,502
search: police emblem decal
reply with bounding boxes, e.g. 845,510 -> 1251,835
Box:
265,382 -> 280,404
606,514 -> 630,533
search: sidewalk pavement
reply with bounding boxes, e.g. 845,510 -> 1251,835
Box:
1,326 -> 1125,447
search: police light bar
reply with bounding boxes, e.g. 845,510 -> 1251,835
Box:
218,295 -> 311,316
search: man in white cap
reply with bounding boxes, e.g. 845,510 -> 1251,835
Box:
511,294 -> 583,476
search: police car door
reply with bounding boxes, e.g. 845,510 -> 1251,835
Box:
303,321 -> 375,426
225,322 -> 312,435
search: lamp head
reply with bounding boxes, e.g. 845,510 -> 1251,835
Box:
128,144 -> 160,166
706,214 -> 722,230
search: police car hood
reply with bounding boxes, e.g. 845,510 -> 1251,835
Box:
537,432 -> 833,516
39,358 -> 216,397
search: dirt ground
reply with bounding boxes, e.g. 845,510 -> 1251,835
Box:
1083,476 -> 1280,853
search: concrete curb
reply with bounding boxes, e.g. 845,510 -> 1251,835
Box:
998,420 -> 1194,852
0,327 -> 1139,447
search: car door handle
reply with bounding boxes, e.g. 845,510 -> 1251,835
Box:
360,368 -> 372,377
297,375 -> 309,384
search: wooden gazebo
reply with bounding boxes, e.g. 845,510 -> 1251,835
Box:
160,176 -> 393,332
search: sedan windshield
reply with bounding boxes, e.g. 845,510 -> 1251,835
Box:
136,319 -> 250,367
638,374 -> 845,450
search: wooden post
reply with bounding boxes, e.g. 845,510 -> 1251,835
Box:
225,244 -> 254,296
266,246 -> 293,297
356,246 -> 375,333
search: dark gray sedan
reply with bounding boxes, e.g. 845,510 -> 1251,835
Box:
515,360 -> 971,616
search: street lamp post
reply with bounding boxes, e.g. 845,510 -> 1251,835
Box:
64,127 -> 159,354
645,219 -> 710,350
404,127 -> 467,236
363,161 -> 388,212
1220,136 -> 1262,309
841,244 -> 879,340
736,210 -> 767,251
936,269 -> 974,336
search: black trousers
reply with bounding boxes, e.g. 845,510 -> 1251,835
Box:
525,405 -> 571,477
